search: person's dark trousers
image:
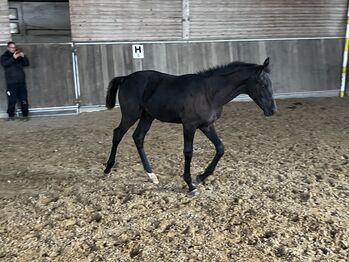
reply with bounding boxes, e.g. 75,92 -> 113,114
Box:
6,82 -> 29,118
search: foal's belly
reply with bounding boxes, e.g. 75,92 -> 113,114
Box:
145,104 -> 182,123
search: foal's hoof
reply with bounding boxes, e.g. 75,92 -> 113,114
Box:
103,172 -> 110,177
189,188 -> 199,196
146,173 -> 159,184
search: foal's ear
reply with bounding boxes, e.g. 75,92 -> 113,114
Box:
262,57 -> 271,73
263,57 -> 270,67
256,57 -> 271,76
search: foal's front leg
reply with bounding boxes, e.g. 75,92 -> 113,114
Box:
182,125 -> 197,194
197,124 -> 224,184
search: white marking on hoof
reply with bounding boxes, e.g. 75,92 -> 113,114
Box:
147,173 -> 159,184
189,188 -> 199,196
103,172 -> 110,177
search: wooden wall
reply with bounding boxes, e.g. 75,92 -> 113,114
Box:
0,0 -> 10,43
189,0 -> 347,39
70,0 -> 182,42
76,38 -> 343,106
68,0 -> 347,107
69,0 -> 347,42
0,44 -> 75,113
2,39 -> 343,114
2,0 -> 344,43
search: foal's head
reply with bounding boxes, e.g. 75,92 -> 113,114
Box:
246,58 -> 276,116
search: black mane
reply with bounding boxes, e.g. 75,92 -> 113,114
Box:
197,61 -> 259,76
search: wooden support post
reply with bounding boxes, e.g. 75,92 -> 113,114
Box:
182,0 -> 190,40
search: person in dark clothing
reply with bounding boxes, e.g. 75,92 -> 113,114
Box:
1,41 -> 30,119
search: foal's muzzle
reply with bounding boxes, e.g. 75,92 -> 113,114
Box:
264,103 -> 277,116
264,109 -> 276,116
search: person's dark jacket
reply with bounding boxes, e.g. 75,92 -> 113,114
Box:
1,50 -> 29,85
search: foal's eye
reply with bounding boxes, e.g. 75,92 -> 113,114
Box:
257,79 -> 265,86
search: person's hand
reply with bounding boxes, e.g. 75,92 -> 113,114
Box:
13,52 -> 24,59
13,52 -> 20,59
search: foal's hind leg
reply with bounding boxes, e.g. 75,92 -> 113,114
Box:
197,124 -> 224,184
104,118 -> 138,176
132,113 -> 159,184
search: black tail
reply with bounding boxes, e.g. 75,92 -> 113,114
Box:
106,77 -> 125,109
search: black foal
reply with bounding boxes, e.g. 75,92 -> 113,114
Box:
104,58 -> 276,194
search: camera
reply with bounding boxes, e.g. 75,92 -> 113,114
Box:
15,48 -> 22,55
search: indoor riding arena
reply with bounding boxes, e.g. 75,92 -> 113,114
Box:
1,1 -> 349,261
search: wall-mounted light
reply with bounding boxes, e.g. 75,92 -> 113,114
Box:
10,22 -> 19,34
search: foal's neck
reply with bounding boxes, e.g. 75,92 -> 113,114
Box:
210,68 -> 253,106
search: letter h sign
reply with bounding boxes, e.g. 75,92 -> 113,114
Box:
132,45 -> 144,59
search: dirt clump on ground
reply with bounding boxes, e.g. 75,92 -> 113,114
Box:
0,97 -> 348,261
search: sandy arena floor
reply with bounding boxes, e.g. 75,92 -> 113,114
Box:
0,97 -> 348,261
